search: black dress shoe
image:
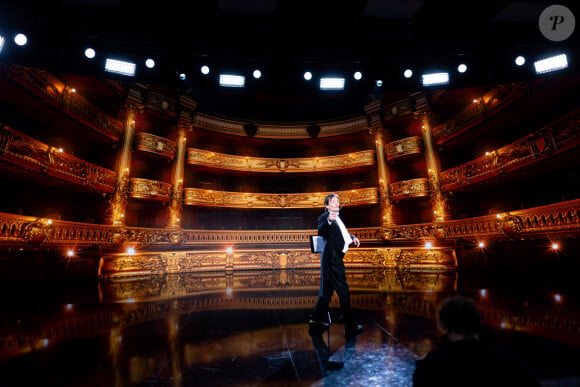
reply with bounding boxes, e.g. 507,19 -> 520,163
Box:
345,324 -> 364,339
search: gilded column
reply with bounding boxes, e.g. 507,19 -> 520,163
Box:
419,113 -> 448,222
365,101 -> 395,227
108,85 -> 146,226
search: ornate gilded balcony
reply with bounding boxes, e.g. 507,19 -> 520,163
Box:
134,132 -> 177,160
389,178 -> 430,200
0,124 -> 117,192
183,187 -> 378,208
439,107 -> 580,191
385,136 -> 423,161
432,81 -> 533,144
128,178 -> 172,201
193,113 -> 368,139
2,65 -> 124,142
187,148 -> 375,172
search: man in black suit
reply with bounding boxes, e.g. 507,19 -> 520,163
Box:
309,193 -> 364,339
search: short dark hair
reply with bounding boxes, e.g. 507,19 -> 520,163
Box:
324,193 -> 339,207
437,296 -> 481,335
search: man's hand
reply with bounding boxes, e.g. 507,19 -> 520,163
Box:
353,236 -> 360,247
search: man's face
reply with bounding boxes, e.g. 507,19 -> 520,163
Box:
326,196 -> 340,213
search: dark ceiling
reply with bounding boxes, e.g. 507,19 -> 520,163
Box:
0,0 -> 578,122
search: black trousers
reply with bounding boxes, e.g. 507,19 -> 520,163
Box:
312,248 -> 354,326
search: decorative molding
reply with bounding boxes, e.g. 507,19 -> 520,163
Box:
128,178 -> 172,201
183,187 -> 378,208
389,178 -> 430,200
134,132 -> 177,159
382,97 -> 414,121
385,136 -> 423,161
187,148 -> 375,172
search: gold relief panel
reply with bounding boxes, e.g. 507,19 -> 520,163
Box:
129,178 -> 172,200
183,187 -> 378,208
187,148 -> 375,172
389,178 -> 430,200
385,136 -> 424,161
134,132 -> 177,159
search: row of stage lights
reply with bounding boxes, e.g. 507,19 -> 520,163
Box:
0,31 -> 572,90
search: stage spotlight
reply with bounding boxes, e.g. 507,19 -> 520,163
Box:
403,69 -> 413,78
376,80 -> 383,87
353,71 -> 362,80
457,64 -> 467,73
304,71 -> 313,81
0,36 -> 6,54
219,74 -> 245,88
201,65 -> 210,75
14,33 -> 28,46
422,72 -> 449,86
515,56 -> 526,66
534,53 -> 568,74
320,77 -> 344,90
253,69 -> 262,79
84,48 -> 96,59
179,73 -> 187,80
104,58 -> 136,77
145,58 -> 155,69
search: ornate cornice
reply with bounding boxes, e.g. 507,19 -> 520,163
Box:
389,178 -> 430,200
439,107 -> 580,191
382,97 -> 414,121
0,124 -> 117,193
144,89 -> 178,117
385,136 -> 424,161
186,148 -> 375,172
134,132 -> 177,160
183,187 -> 378,208
128,178 -> 172,201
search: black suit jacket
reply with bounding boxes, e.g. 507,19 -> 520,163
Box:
317,211 -> 353,254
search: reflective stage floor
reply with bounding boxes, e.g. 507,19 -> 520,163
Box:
0,268 -> 579,386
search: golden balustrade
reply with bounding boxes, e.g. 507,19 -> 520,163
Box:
134,132 -> 177,159
0,124 -> 117,192
439,107 -> 580,191
186,148 -> 375,172
183,187 -> 378,208
389,178 -> 430,200
2,64 -> 124,142
432,81 -> 533,144
385,136 -> 424,161
128,178 -> 172,201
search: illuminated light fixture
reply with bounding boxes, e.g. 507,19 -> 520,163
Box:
226,287 -> 233,296
457,64 -> 467,73
179,73 -> 186,80
126,247 -> 136,255
304,71 -> 312,81
0,36 -> 7,54
145,58 -> 155,69
253,69 -> 262,79
478,241 -> 485,248
376,80 -> 383,87
66,249 -> 75,257
534,54 -> 568,74
219,74 -> 245,88
424,241 -> 433,249
201,65 -> 210,75
422,72 -> 449,86
353,71 -> 362,80
554,294 -> 562,303
84,48 -> 96,59
480,289 -> 487,297
65,304 -> 73,311
551,242 -> 559,250
104,58 -> 136,77
320,77 -> 345,90
14,33 -> 28,46
403,69 -> 413,78
226,247 -> 233,254
515,55 -> 526,66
